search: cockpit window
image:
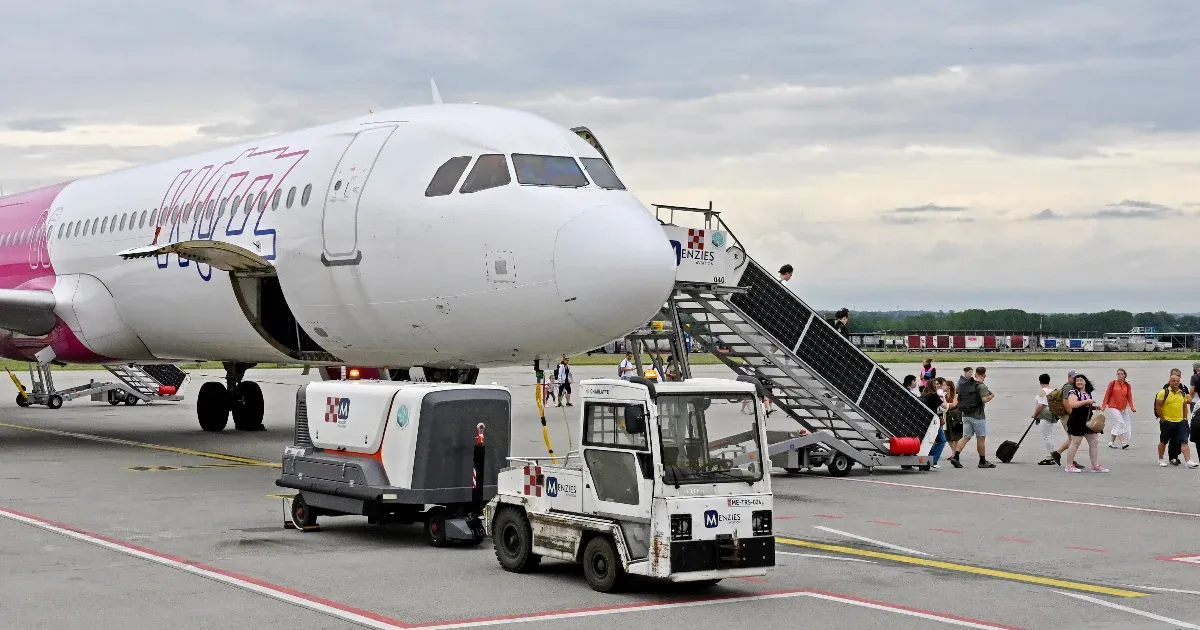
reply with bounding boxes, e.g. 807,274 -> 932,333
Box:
580,157 -> 626,190
459,154 -> 511,194
511,154 -> 589,188
425,156 -> 471,197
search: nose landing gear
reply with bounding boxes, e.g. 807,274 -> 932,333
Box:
196,362 -> 264,432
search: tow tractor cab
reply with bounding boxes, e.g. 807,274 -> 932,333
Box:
488,376 -> 775,592
277,380 -> 511,547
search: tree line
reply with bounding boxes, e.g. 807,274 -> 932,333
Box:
847,309 -> 1200,335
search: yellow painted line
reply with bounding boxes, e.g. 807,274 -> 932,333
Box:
127,463 -> 263,472
266,493 -> 293,499
0,422 -> 279,468
776,536 -> 1145,598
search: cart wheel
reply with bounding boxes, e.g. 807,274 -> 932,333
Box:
290,494 -> 318,529
425,509 -> 448,548
828,453 -> 852,477
124,397 -> 139,406
784,467 -> 802,475
47,395 -> 63,410
493,507 -> 540,572
582,536 -> 624,593
918,464 -> 931,471
15,394 -> 30,408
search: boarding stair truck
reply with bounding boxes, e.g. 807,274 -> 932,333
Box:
277,380 -> 512,547
487,375 -> 775,593
8,346 -> 188,409
646,203 -> 940,476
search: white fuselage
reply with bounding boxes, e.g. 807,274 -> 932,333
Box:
9,104 -> 677,368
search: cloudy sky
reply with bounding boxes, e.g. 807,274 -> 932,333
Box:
2,1 -> 1197,313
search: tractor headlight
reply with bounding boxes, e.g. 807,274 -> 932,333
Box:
670,513 -> 692,541
752,510 -> 772,536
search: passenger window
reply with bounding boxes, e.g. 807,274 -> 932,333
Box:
580,157 -> 626,190
183,204 -> 192,223
301,184 -> 312,206
232,196 -> 241,215
139,211 -> 147,229
583,403 -> 648,450
271,189 -> 281,211
57,224 -> 64,239
101,216 -> 109,233
512,154 -> 589,188
258,191 -> 267,213
149,209 -> 157,226
74,222 -> 82,238
220,197 -> 228,213
334,180 -> 342,192
424,156 -> 471,197
459,154 -> 511,193
119,214 -> 127,231
90,219 -> 98,236
244,195 -> 253,214
286,186 -> 296,208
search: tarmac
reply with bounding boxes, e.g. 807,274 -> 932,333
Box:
1,359 -> 1198,630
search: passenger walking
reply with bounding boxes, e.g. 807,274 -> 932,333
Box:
1190,362 -> 1200,455
1051,370 -> 1083,469
903,375 -> 918,395
556,356 -> 574,407
543,369 -> 557,406
1032,373 -> 1059,465
1062,373 -> 1107,473
618,351 -> 636,381
942,380 -> 962,447
779,264 -> 794,284
1155,371 -> 1196,467
919,359 -> 936,388
919,381 -> 947,468
958,367 -> 973,389
832,308 -> 850,339
949,366 -> 996,469
1102,368 -> 1136,449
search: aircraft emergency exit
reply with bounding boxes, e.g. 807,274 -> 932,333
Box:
0,101 -> 677,432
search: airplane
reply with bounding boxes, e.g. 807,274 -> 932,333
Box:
0,89 -> 677,432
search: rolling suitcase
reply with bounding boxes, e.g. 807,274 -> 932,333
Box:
997,419 -> 1037,463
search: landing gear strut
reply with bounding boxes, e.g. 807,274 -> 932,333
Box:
196,362 -> 264,432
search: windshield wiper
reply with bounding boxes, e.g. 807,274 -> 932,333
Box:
667,465 -> 681,489
697,468 -> 755,486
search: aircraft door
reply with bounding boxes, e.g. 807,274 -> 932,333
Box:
321,125 -> 397,266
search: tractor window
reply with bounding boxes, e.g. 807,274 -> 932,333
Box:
656,393 -> 764,484
583,403 -> 648,451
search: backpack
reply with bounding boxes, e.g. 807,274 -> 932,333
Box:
1046,388 -> 1067,418
1153,384 -> 1173,419
958,380 -> 984,416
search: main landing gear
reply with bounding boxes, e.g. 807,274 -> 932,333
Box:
197,362 -> 264,432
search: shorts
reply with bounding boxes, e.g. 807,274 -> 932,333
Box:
558,382 -> 572,396
962,416 -> 988,439
1159,420 -> 1188,445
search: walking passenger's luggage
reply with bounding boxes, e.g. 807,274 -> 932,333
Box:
996,419 -> 1037,463
1046,388 -> 1067,418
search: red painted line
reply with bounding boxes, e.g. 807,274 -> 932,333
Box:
775,516 -> 798,520
737,576 -> 768,583
1066,546 -> 1108,554
1155,553 -> 1200,565
869,520 -> 901,526
930,528 -> 965,534
998,537 -> 1035,544
819,476 -> 1200,519
814,514 -> 843,519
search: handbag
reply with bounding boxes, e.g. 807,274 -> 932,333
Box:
1086,410 -> 1106,433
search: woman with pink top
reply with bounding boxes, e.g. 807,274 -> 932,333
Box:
1103,368 -> 1136,449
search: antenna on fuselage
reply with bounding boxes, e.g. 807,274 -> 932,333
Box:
430,78 -> 443,105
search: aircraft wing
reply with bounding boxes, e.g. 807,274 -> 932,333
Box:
0,289 -> 58,336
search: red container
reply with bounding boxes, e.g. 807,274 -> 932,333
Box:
907,335 -> 921,350
936,335 -> 950,348
158,385 -> 176,396
1011,335 -> 1024,349
889,437 -> 921,456
953,335 -> 966,349
983,335 -> 997,349
924,335 -> 935,349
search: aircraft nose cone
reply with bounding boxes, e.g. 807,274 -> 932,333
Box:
553,205 -> 676,339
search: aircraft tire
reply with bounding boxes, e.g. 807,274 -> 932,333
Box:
197,382 -> 230,432
232,381 -> 265,431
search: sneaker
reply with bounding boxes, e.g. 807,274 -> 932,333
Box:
1188,461 -> 1199,469
949,457 -> 963,469
1090,466 -> 1109,473
978,460 -> 996,469
1108,444 -> 1118,449
1072,461 -> 1083,469
931,463 -> 940,469
1038,457 -> 1057,466
1121,444 -> 1130,450
1159,460 -> 1169,467
1172,459 -> 1182,466
1051,451 -> 1062,465
1065,466 -> 1082,473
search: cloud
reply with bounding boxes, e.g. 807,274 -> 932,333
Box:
880,203 -> 971,224
1030,209 -> 1062,220
891,203 -> 968,214
4,117 -> 74,132
1089,199 -> 1180,219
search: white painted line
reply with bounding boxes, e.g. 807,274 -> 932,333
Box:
1056,591 -> 1200,629
805,591 -> 1023,630
777,551 -> 876,564
0,507 -> 410,629
1123,585 -> 1200,596
814,525 -> 930,557
821,477 -> 1200,519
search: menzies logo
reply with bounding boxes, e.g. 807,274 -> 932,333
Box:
703,510 -> 741,528
545,476 -> 577,498
325,396 -> 350,427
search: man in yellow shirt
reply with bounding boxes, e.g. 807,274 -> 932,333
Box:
1156,372 -> 1198,468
